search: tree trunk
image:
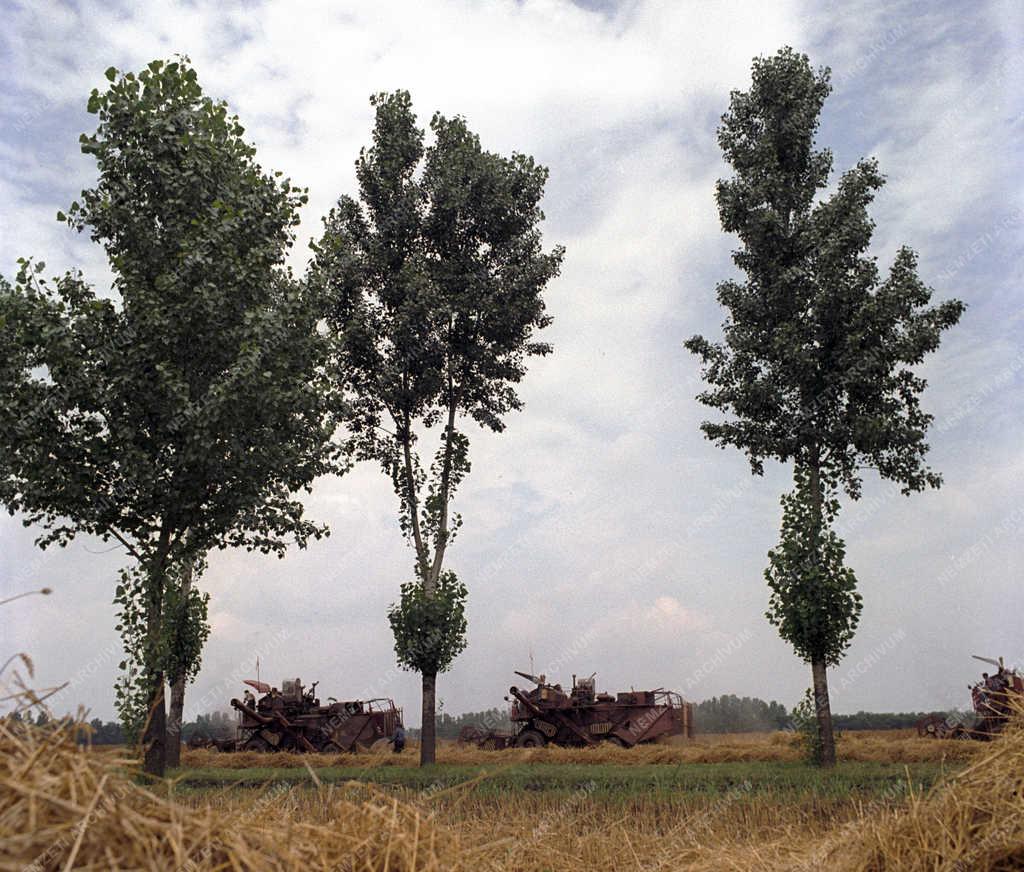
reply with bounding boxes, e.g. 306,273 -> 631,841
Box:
142,679 -> 166,777
806,451 -> 836,767
165,559 -> 194,768
420,671 -> 437,766
811,656 -> 837,767
141,531 -> 171,778
166,675 -> 186,768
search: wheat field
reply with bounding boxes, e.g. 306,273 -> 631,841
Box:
4,716 -> 1021,871
179,727 -> 981,769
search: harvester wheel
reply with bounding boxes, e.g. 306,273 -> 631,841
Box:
242,736 -> 273,752
515,729 -> 547,748
607,736 -> 629,748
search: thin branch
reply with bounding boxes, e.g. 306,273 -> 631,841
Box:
106,527 -> 142,561
428,381 -> 459,587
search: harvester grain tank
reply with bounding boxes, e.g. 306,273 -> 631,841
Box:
502,670 -> 693,748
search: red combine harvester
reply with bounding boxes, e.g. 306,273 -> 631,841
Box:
463,670 -> 693,749
191,677 -> 402,752
916,655 -> 1022,741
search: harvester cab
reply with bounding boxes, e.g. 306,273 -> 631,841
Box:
571,673 -> 596,703
281,678 -> 303,705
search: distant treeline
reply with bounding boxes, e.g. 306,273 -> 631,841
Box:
830,711 -> 952,731
409,707 -> 512,740
693,695 -> 791,732
5,710 -> 238,745
694,697 -> 946,732
11,701 -> 952,744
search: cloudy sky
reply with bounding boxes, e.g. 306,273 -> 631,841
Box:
2,0 -> 1021,725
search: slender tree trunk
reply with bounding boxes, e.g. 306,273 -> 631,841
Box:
141,530 -> 171,778
807,452 -> 837,767
418,399 -> 459,767
398,394 -> 459,768
811,657 -> 836,766
420,672 -> 437,765
166,674 -> 185,768
165,559 -> 194,768
142,677 -> 166,778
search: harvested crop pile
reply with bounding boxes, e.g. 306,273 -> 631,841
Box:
0,719 -> 452,871
821,710 -> 1024,871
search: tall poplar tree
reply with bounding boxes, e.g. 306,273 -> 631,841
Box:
0,59 -> 336,776
310,91 -> 562,765
685,48 -> 964,765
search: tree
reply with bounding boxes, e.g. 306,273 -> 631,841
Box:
310,91 -> 563,765
0,59 -> 337,777
685,48 -> 964,766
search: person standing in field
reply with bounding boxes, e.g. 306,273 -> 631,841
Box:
389,724 -> 406,754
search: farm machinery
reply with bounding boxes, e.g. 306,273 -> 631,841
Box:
191,677 -> 402,753
916,655 -> 1022,741
461,670 -> 693,749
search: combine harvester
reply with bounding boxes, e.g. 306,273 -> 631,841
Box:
190,677 -> 402,753
460,670 -> 693,749
916,655 -> 1022,741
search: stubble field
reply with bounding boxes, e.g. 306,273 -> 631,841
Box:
5,724 -> 1022,871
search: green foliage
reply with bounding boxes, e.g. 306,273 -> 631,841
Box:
310,89 -> 562,583
81,718 -> 125,745
791,689 -> 828,765
1,57 -> 338,773
163,562 -> 211,687
388,570 -> 468,676
112,558 -> 210,744
184,710 -> 238,742
693,695 -> 790,733
430,706 -> 512,740
1,57 -> 335,560
686,46 -> 963,766
765,468 -> 862,666
176,761 -> 949,799
113,565 -> 153,744
685,47 -> 964,499
833,711 -> 964,730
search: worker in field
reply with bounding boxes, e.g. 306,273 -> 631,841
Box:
389,723 -> 406,754
243,688 -> 256,709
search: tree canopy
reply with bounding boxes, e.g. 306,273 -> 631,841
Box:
0,58 -> 338,775
686,47 -> 964,499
